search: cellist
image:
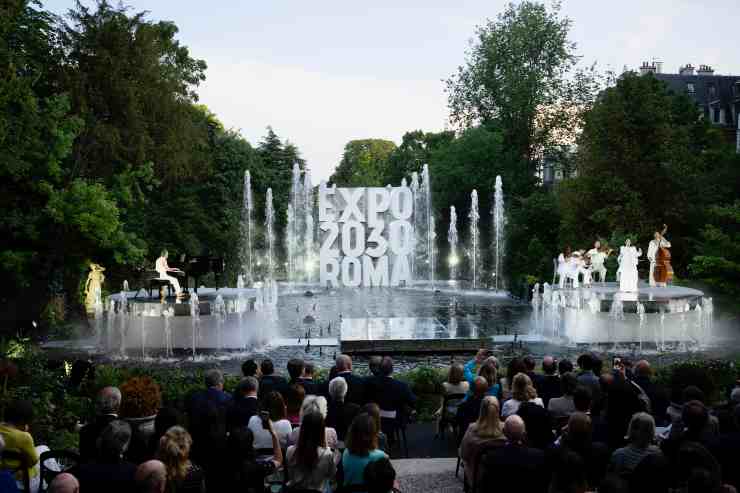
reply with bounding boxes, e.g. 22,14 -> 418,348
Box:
647,224 -> 672,287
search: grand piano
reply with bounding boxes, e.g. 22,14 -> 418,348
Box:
170,255 -> 226,293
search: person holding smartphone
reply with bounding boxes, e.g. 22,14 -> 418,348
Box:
228,416 -> 283,492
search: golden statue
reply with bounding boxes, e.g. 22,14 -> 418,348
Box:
84,263 -> 106,315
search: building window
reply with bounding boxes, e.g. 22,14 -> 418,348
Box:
709,84 -> 717,98
713,107 -> 721,123
687,83 -> 695,94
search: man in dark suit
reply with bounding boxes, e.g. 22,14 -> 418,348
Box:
79,386 -> 121,462
480,415 -> 550,490
538,356 -> 562,408
632,360 -> 670,426
228,376 -> 260,429
296,362 -> 323,396
709,405 -> 740,490
71,420 -> 138,493
335,354 -> 365,405
187,369 -> 232,466
365,357 -> 417,437
258,359 -> 288,401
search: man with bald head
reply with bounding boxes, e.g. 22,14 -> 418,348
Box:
79,386 -> 121,462
334,354 -> 365,405
135,460 -> 167,493
480,415 -> 549,489
539,355 -> 562,408
48,473 -> 79,493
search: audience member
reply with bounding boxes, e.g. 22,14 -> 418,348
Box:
539,356 -> 562,408
296,362 -> 322,396
628,453 -> 671,493
709,404 -> 740,490
548,372 -> 578,420
187,369 -> 231,468
334,354 -> 365,405
0,435 -> 19,493
363,403 -> 388,451
523,355 -> 544,393
287,358 -> 305,384
227,425 -> 282,492
288,395 -> 338,449
364,457 -> 397,493
227,376 -> 260,429
0,399 -> 41,492
285,383 -> 306,425
476,360 -> 502,400
47,472 -> 79,493
365,357 -> 417,440
459,396 -> 504,487
326,377 -> 362,443
156,426 -> 204,493
479,415 -> 549,490
548,450 -> 588,493
258,359 -> 288,400
79,386 -> 121,462
368,356 -> 383,377
598,474 -> 630,493
286,411 -> 336,491
558,358 -> 574,375
456,376 -> 488,434
516,401 -> 554,449
134,460 -> 167,493
609,412 -> 662,476
674,441 -> 724,492
247,391 -> 292,450
463,349 -> 492,384
443,363 -> 469,396
605,378 -> 644,449
147,407 -> 184,460
501,357 -> 527,399
576,354 -> 601,403
241,359 -> 260,379
341,413 -> 388,487
501,373 -> 543,418
558,412 -> 610,490
632,360 -> 669,425
73,420 -> 137,493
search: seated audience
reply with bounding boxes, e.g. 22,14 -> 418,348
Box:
516,401 -> 554,449
285,383 -> 306,425
247,391 -> 292,450
501,357 -> 527,399
605,378 -> 644,449
456,376 -> 488,434
364,357 -> 417,439
501,373 -> 543,418
628,453 -> 671,493
258,359 -> 288,400
363,403 -> 388,451
227,376 -> 260,429
287,358 -> 305,385
47,472 -> 78,493
135,460 -> 167,493
79,386 -> 121,462
523,355 -> 544,393
557,412 -> 610,490
479,415 -> 549,490
709,404 -> 740,490
459,396 -> 504,487
341,413 -> 388,487
476,360 -> 502,400
334,354 -> 365,405
286,411 -> 336,491
364,457 -> 397,493
326,376 -> 361,443
632,359 -> 670,425
288,395 -> 338,449
73,420 -> 137,493
0,435 -> 19,493
548,450 -> 588,493
227,425 -> 282,492
0,399 -> 41,493
187,369 -> 232,466
576,353 -> 601,403
462,349 -> 493,384
157,426 -> 204,493
548,372 -> 578,420
436,362 -> 469,434
558,358 -> 574,375
609,412 -> 662,476
539,356 -> 562,408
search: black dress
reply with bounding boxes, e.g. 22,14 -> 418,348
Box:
173,464 -> 206,493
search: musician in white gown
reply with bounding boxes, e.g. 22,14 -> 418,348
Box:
617,239 -> 642,292
587,241 -> 608,283
155,249 -> 182,295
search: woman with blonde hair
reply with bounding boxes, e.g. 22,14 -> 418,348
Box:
501,373 -> 543,418
288,395 -> 338,449
459,396 -> 505,488
156,426 -> 204,493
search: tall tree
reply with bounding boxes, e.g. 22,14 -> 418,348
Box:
383,130 -> 455,185
330,139 -> 397,187
446,1 -> 599,190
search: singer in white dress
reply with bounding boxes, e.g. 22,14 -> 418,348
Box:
617,239 -> 642,292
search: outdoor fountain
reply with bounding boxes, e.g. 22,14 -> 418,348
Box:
448,206 -> 459,280
492,175 -> 506,290
240,170 -> 254,285
468,190 -> 480,289
265,187 -> 275,279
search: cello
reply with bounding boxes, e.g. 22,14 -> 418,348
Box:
654,224 -> 673,284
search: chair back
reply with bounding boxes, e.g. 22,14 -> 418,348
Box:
471,439 -> 506,493
39,450 -> 80,493
1,449 -> 31,493
442,393 -> 467,419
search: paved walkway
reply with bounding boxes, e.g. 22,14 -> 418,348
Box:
392,458 -> 463,493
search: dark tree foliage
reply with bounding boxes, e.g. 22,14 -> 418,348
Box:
330,139 -> 397,187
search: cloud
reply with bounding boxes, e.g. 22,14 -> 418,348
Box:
197,58 -> 449,183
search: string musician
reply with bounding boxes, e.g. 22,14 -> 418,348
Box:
647,224 -> 672,287
586,241 -> 612,283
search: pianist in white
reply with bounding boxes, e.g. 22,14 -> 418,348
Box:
155,249 -> 183,296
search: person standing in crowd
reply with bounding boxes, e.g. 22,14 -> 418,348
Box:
73,420 -> 137,493
247,391 -> 292,451
228,377 -> 260,429
47,473 -> 78,493
241,359 -> 260,379
156,426 -> 205,493
79,386 -> 122,463
296,362 -> 321,396
0,400 -> 42,493
556,412 -> 610,490
285,412 -> 336,491
289,395 -> 338,449
364,357 -> 416,438
457,377 -> 489,434
632,360 -> 669,426
341,413 -> 388,487
258,359 -> 288,400
362,403 -> 388,452
548,372 -> 578,420
147,407 -> 184,461
524,355 -> 544,393
187,369 -> 231,469
539,356 -> 562,408
335,354 -> 365,405
577,354 -> 601,402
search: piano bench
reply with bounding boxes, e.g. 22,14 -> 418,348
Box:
149,278 -> 174,298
